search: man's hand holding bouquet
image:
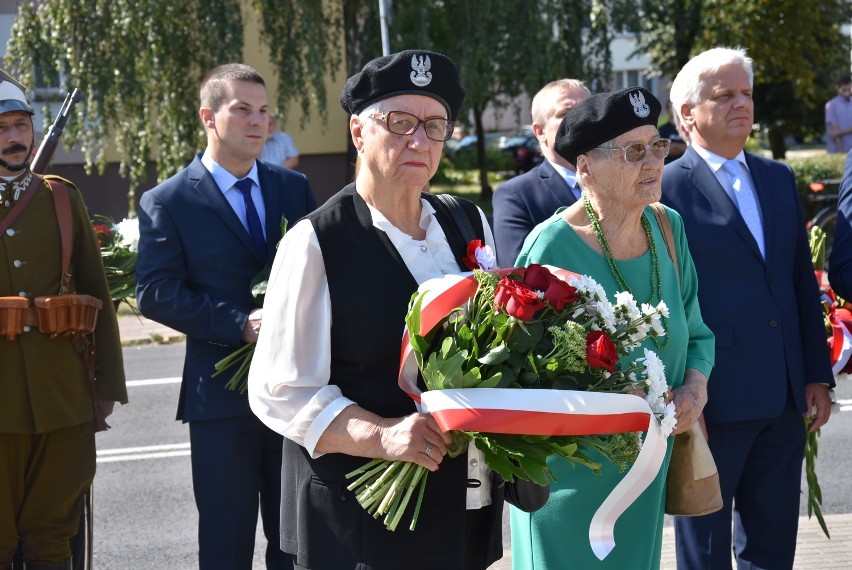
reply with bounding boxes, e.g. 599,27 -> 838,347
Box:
346,249 -> 676,559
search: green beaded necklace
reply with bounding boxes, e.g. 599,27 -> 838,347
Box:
583,195 -> 669,349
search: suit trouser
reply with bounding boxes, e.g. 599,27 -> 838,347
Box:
189,415 -> 291,570
0,422 -> 95,564
674,405 -> 805,570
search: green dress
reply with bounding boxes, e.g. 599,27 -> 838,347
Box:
510,205 -> 715,569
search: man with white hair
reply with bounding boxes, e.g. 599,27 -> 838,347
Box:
662,47 -> 833,569
492,79 -> 590,267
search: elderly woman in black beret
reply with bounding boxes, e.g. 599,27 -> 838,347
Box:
247,50 -> 505,569
509,88 -> 715,569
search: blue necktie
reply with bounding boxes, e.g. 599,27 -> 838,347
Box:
723,159 -> 765,258
234,178 -> 266,261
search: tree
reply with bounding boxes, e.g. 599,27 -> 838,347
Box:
384,0 -> 621,200
6,0 -> 342,212
632,0 -> 852,158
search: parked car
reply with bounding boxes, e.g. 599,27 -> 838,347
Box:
499,129 -> 543,174
445,132 -> 513,170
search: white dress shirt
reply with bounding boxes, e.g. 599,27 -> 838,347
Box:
201,150 -> 267,237
249,196 -> 495,508
549,159 -> 582,201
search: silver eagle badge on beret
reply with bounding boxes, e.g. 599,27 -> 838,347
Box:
410,54 -> 432,87
629,90 -> 650,118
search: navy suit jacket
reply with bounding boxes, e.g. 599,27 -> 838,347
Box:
829,149 -> 852,299
492,160 -> 577,267
136,155 -> 316,422
662,147 -> 833,424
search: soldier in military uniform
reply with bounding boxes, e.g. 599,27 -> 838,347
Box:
0,70 -> 127,570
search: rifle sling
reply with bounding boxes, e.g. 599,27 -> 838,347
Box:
43,177 -> 74,293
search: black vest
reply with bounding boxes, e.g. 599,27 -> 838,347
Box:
280,185 -> 502,569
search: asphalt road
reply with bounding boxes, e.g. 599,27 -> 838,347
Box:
92,343 -> 852,569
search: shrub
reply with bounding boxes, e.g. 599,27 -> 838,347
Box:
786,153 -> 846,221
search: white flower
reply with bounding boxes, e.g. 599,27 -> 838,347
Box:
591,300 -> 616,333
656,300 -> 670,318
659,401 -> 677,437
113,218 -> 140,253
474,244 -> 496,270
614,291 -> 640,320
568,274 -> 607,302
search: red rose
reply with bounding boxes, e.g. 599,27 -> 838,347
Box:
543,277 -> 579,312
463,240 -> 484,271
586,330 -> 619,372
92,224 -> 113,248
494,278 -> 546,321
523,264 -> 552,291
520,264 -> 578,312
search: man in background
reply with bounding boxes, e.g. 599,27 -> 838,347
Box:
492,78 -> 590,267
260,114 -> 299,169
826,74 -> 852,154
136,63 -> 315,569
658,99 -> 688,164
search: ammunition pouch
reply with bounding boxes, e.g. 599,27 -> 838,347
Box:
0,294 -> 101,340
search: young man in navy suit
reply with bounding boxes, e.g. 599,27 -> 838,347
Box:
492,79 -> 589,267
662,47 -> 833,569
135,64 -> 316,569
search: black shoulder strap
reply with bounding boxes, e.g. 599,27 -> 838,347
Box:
425,193 -> 486,271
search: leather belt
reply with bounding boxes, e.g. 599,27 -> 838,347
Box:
23,306 -> 39,327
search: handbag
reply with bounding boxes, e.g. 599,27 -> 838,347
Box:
665,422 -> 723,515
650,203 -> 723,516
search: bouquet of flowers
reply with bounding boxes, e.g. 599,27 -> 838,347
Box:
810,226 -> 852,381
92,216 -> 138,306
806,226 -> 841,538
211,267 -> 270,392
346,258 -> 675,539
212,218 -> 287,393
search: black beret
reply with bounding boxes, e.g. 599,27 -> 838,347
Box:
554,86 -> 662,166
340,49 -> 465,121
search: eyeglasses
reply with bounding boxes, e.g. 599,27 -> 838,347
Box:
594,138 -> 671,163
370,111 -> 454,142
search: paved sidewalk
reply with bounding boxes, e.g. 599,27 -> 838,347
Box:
661,514 -> 852,569
117,313 -> 183,345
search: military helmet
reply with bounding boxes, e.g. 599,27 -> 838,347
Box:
0,69 -> 34,116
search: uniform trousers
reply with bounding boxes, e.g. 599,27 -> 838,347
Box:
0,422 -> 95,564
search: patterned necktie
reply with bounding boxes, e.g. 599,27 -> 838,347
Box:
723,159 -> 765,258
234,178 -> 267,261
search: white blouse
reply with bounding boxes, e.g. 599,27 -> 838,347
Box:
248,196 -> 496,508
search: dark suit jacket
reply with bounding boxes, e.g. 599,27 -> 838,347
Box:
492,160 -> 577,267
829,149 -> 852,299
662,147 -> 833,424
136,155 -> 316,422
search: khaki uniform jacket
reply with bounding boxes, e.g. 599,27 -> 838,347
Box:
0,176 -> 127,433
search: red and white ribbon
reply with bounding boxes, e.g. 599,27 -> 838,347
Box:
830,308 -> 852,374
398,267 -> 668,560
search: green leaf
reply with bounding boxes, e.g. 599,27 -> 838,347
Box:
478,343 -> 510,365
476,372 -> 504,389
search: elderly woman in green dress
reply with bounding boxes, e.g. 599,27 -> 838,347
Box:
509,87 -> 715,569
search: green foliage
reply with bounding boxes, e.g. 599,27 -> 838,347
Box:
632,0 -> 852,155
445,146 -> 514,172
6,0 -> 341,207
786,153 -> 846,221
